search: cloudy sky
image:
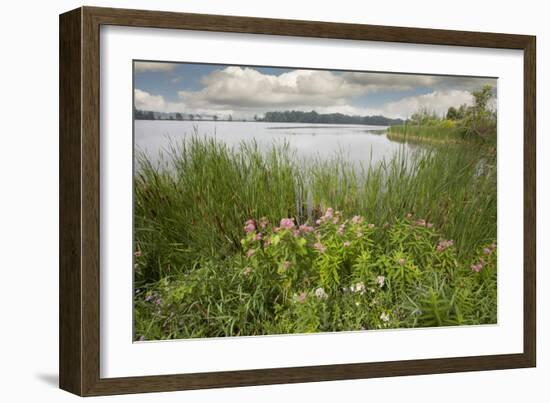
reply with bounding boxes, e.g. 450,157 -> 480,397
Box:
134,61 -> 496,120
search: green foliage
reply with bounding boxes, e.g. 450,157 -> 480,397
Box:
387,124 -> 468,144
133,135 -> 497,340
135,209 -> 497,340
389,85 -> 497,144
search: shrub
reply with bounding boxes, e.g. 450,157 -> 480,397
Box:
134,208 -> 497,340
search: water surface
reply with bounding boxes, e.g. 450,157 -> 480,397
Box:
135,120 -> 416,168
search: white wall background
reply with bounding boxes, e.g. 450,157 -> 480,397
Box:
0,0 -> 546,401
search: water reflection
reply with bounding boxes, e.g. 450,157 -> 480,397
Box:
134,120 -> 419,169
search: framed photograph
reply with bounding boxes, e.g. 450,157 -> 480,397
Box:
59,6 -> 536,396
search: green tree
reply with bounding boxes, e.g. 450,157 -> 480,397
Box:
446,106 -> 458,120
462,85 -> 496,140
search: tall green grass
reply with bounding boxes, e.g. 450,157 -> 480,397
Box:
387,125 -> 468,143
134,136 -> 496,285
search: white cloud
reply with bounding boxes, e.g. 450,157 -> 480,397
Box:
173,67 -> 493,119
134,89 -> 187,113
342,72 -> 495,92
365,90 -> 475,119
178,67 -> 363,111
134,62 -> 177,73
342,72 -> 438,91
134,89 -> 166,110
135,66 -> 495,119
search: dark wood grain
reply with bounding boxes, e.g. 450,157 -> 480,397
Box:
59,6 -> 537,396
59,8 -> 82,396
523,37 -> 537,367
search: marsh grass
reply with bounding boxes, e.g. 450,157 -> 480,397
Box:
134,135 -> 496,285
387,125 -> 469,143
133,135 -> 497,339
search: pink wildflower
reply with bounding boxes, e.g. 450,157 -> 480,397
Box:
246,249 -> 256,258
299,224 -> 314,233
318,207 -> 334,223
343,241 -> 351,247
134,250 -> 142,258
282,261 -> 291,270
279,217 -> 295,230
490,242 -> 497,250
259,217 -> 269,229
242,267 -> 252,276
351,215 -> 363,224
244,219 -> 256,234
337,224 -> 346,235
397,258 -> 406,266
252,232 -> 262,241
415,218 -> 426,227
471,263 -> 483,273
483,247 -> 492,255
436,239 -> 454,252
314,241 -> 326,253
296,292 -> 307,304
427,223 -> 434,229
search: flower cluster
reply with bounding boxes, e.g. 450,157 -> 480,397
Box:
316,207 -> 343,225
471,242 -> 497,272
406,213 -> 434,229
313,241 -> 326,253
436,239 -> 454,252
350,282 -> 366,294
136,206 -> 497,340
315,287 -> 328,299
278,218 -> 295,230
244,219 -> 256,234
144,291 -> 162,306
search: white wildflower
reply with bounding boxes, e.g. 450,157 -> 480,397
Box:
351,282 -> 365,294
380,312 -> 390,322
314,287 -> 328,299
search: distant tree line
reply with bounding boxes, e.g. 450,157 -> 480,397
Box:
133,107 -> 404,126
260,110 -> 403,126
134,108 -> 236,122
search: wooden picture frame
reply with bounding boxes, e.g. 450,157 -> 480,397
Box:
59,6 -> 536,396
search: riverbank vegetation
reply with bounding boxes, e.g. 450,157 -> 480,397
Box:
387,85 -> 497,145
134,136 -> 497,340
